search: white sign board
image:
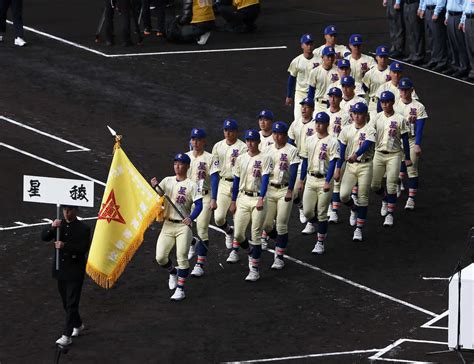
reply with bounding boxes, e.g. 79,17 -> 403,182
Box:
23,175 -> 94,207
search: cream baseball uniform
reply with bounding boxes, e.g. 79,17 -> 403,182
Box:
375,81 -> 419,104
328,109 -> 352,195
212,139 -> 247,226
307,64 -> 340,113
345,54 -> 376,83
338,123 -> 377,207
288,53 -> 320,120
288,118 -> 316,156
262,143 -> 300,235
259,131 -> 275,153
340,95 -> 367,116
233,152 -> 273,244
394,98 -> 428,178
327,79 -> 366,99
369,111 -> 409,194
362,66 -> 391,119
300,133 -> 340,221
155,177 -> 202,269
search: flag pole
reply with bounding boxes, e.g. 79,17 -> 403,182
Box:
56,203 -> 61,270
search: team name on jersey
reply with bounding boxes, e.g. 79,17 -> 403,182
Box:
333,117 -> 342,135
279,153 -> 289,171
361,62 -> 368,70
176,187 -> 187,205
388,121 -> 398,138
385,74 -> 391,82
313,62 -> 320,68
331,73 -> 339,82
252,161 -> 262,177
409,108 -> 417,118
358,132 -> 366,146
306,128 -> 314,136
197,162 -> 207,180
231,149 -> 239,166
319,143 -> 328,160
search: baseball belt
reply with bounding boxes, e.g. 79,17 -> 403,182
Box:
270,182 -> 289,189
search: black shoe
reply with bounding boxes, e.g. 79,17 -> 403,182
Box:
122,40 -> 134,46
422,62 -> 436,69
432,64 -> 447,72
462,76 -> 474,83
451,70 -> 468,78
441,67 -> 455,75
390,51 -> 403,58
105,39 -> 115,46
402,57 -> 412,63
411,59 -> 424,66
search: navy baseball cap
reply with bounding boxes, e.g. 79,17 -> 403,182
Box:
223,119 -> 238,130
322,46 -> 336,56
324,25 -> 337,35
376,45 -> 389,57
390,62 -> 404,72
328,86 -> 343,97
349,34 -> 363,45
315,112 -> 330,123
272,121 -> 289,133
398,77 -> 414,89
379,91 -> 395,102
341,75 -> 355,87
190,128 -> 206,139
352,102 -> 368,113
300,97 -> 315,107
258,110 -> 274,120
337,59 -> 350,69
174,153 -> 191,164
300,33 -> 313,44
244,129 -> 260,140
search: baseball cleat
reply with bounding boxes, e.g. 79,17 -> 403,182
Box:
380,201 -> 388,217
168,274 -> 178,290
224,233 -> 234,250
327,205 -> 332,217
405,198 -> 415,210
351,194 -> 359,205
396,183 -> 402,198
56,335 -> 72,346
383,214 -> 394,227
301,222 -> 316,235
349,210 -> 357,226
170,288 -> 186,301
187,244 -> 196,260
197,31 -> 211,45
245,268 -> 260,281
191,265 -> 204,277
226,250 -> 240,263
14,37 -> 27,47
328,210 -> 339,223
352,227 -> 363,241
261,232 -> 269,250
312,242 -> 325,254
299,208 -> 308,224
0,35 -> 3,42
271,257 -> 285,270
72,324 -> 85,337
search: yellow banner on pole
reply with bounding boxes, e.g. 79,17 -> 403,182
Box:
86,142 -> 159,288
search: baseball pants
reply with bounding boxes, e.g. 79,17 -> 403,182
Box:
302,176 -> 333,221
263,186 -> 294,235
371,151 -> 402,194
233,193 -> 267,244
340,161 -> 373,206
214,179 -> 233,226
195,193 -> 211,241
155,221 -> 192,269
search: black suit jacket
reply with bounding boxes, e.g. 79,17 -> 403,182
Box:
41,219 -> 91,281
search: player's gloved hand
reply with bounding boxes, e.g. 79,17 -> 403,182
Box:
182,217 -> 193,226
52,219 -> 62,228
150,177 -> 158,188
284,189 -> 293,202
209,199 -> 218,211
256,197 -> 264,211
54,241 -> 65,249
323,182 -> 331,192
229,201 -> 237,215
404,159 -> 413,167
414,145 -> 422,156
334,168 -> 341,182
285,97 -> 294,106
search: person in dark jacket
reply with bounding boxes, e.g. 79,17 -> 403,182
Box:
41,206 -> 91,347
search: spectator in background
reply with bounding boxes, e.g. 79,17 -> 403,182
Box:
459,0 -> 474,81
403,0 -> 425,65
217,0 -> 260,33
0,0 -> 26,46
383,0 -> 405,58
142,0 -> 166,37
445,0 -> 470,77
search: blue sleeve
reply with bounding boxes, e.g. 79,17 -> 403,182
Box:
210,172 -> 219,200
415,118 -> 425,145
300,158 -> 308,180
325,159 -> 337,183
288,138 -> 295,146
401,133 -> 411,160
355,140 -> 374,157
377,99 -> 382,113
420,0 -> 426,11
259,174 -> 270,198
307,86 -> 315,101
189,198 -> 203,220
232,177 -> 240,201
287,75 -> 296,98
288,163 -> 298,190
396,0 -> 401,4
337,141 -> 346,168
434,0 -> 446,16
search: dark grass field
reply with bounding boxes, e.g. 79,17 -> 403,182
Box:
1,0 -> 474,363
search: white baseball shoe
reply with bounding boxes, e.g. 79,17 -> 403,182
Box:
245,268 -> 260,282
301,222 -> 316,235
224,232 -> 234,250
197,31 -> 211,45
226,250 -> 240,263
72,324 -> 85,337
55,335 -> 72,346
187,244 -> 196,260
352,228 -> 363,242
327,205 -> 332,217
0,35 -> 3,42
312,241 -> 325,254
383,214 -> 394,227
405,198 -> 415,210
349,210 -> 357,226
271,257 -> 285,270
396,183 -> 402,198
299,208 -> 308,224
380,201 -> 388,217
168,274 -> 178,290
191,264 -> 204,277
14,37 -> 26,47
170,287 -> 185,301
351,194 -> 359,205
328,210 -> 339,223
261,233 -> 269,250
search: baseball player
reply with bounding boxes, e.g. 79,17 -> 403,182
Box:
327,59 -> 366,99
326,87 -> 351,223
185,128 -> 219,277
369,91 -> 412,226
307,46 -> 340,114
150,153 -> 203,301
258,110 -> 275,152
227,129 -> 273,282
394,77 -> 428,210
345,34 -> 376,83
340,75 -> 367,116
286,34 -> 319,121
336,102 -> 377,241
362,45 -> 392,120
313,25 -> 348,60
299,112 -> 340,254
211,119 -> 247,249
261,121 -> 300,269
288,97 -> 316,227
375,62 -> 419,108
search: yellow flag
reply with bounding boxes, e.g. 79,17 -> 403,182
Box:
86,143 -> 159,288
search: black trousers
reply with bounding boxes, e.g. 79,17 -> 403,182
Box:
119,0 -> 141,42
104,0 -> 115,42
57,279 -> 84,337
425,8 -> 448,67
142,0 -> 166,32
0,0 -> 24,37
219,3 -> 260,32
386,0 -> 405,54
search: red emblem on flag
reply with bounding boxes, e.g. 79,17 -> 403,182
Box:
98,190 -> 126,224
